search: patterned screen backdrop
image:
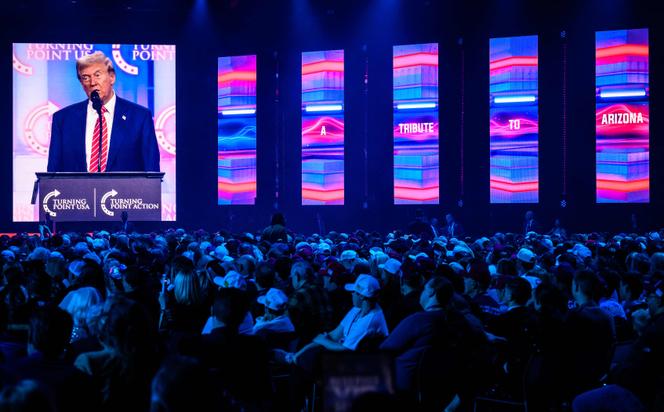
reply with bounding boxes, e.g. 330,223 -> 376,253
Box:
596,29 -> 649,203
489,35 -> 539,204
217,55 -> 257,205
301,50 -> 345,205
12,43 -> 176,221
392,43 -> 439,204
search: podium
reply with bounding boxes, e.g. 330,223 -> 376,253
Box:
34,172 -> 165,222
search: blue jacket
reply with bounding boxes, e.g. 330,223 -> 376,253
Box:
47,97 -> 160,172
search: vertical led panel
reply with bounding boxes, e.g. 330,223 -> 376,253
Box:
301,50 -> 344,205
217,55 -> 257,205
393,43 -> 439,204
489,35 -> 539,203
596,29 -> 649,203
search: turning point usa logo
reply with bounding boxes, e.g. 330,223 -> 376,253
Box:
24,44 -> 175,62
42,189 -> 90,218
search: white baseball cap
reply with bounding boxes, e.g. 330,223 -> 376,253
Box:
257,288 -> 289,311
379,258 -> 402,275
344,274 -> 380,298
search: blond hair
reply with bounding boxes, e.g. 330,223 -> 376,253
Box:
76,50 -> 115,78
174,270 -> 202,306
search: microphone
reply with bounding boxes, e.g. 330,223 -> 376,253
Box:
91,90 -> 103,172
91,90 -> 103,113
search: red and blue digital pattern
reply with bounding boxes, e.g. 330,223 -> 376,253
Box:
218,55 -> 257,205
301,50 -> 344,205
596,29 -> 649,203
393,43 -> 439,204
489,35 -> 538,204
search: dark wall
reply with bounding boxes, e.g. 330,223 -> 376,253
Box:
1,0 -> 662,235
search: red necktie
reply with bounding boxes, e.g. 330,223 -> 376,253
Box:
89,106 -> 109,172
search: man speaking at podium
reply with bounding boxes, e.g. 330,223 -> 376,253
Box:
47,51 -> 160,173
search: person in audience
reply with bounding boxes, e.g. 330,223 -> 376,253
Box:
276,274 -> 389,372
548,218 -> 568,238
178,288 -> 272,408
463,261 -> 502,323
407,209 -> 435,240
121,265 -> 161,328
75,295 -> 160,412
381,276 -> 457,397
262,212 -> 288,243
516,247 -> 543,288
58,286 -> 103,343
4,306 -> 97,412
523,210 -> 541,234
252,288 -> 295,337
619,272 -> 646,321
159,258 -> 209,335
563,270 -> 616,400
321,261 -> 354,325
202,270 -> 255,335
573,279 -> 664,412
486,276 -> 536,394
287,261 -> 334,345
443,213 -> 464,239
528,281 -> 569,409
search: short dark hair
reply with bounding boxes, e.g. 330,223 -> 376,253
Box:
534,281 -> 568,314
212,288 -> 249,332
573,270 -> 601,301
468,261 -> 491,290
271,212 -> 286,226
427,276 -> 454,307
507,277 -> 532,306
401,270 -> 422,290
255,262 -> 275,289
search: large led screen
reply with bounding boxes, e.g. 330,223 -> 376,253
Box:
12,43 -> 176,221
596,29 -> 649,203
393,43 -> 439,204
489,35 -> 538,204
218,55 -> 257,205
301,50 -> 344,205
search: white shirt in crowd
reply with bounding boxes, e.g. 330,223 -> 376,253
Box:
338,305 -> 389,350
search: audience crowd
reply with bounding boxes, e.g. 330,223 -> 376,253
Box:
0,212 -> 663,412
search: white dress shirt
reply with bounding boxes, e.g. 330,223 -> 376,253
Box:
85,92 -> 116,170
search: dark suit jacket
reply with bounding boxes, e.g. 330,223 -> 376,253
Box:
47,97 -> 160,172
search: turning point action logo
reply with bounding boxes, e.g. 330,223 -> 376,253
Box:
100,189 -> 159,217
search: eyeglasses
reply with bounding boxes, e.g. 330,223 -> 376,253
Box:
79,71 -> 106,84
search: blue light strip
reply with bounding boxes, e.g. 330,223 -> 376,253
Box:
304,104 -> 344,113
221,109 -> 257,116
599,89 -> 647,99
395,102 -> 437,110
493,95 -> 537,104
